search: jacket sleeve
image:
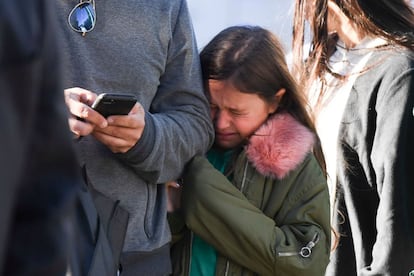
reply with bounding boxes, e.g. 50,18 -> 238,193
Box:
182,155 -> 331,275
167,211 -> 187,244
118,0 -> 214,184
362,58 -> 414,275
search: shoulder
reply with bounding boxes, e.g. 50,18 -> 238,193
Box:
354,48 -> 414,99
245,113 -> 316,179
364,48 -> 414,80
149,0 -> 189,17
283,154 -> 328,211
133,0 -> 187,22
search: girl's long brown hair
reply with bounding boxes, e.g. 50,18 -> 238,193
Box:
200,25 -> 326,173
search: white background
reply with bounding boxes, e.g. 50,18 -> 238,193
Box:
187,0 -> 414,55
187,0 -> 295,52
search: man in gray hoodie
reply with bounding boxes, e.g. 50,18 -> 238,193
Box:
56,0 -> 214,275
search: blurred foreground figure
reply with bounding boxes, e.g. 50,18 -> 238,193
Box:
0,0 -> 81,274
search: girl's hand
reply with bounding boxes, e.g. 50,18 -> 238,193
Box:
166,181 -> 182,212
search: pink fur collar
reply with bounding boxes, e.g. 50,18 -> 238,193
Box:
245,112 -> 315,179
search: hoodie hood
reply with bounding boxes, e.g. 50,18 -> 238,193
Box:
245,112 -> 315,179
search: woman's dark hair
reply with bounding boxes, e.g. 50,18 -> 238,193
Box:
200,25 -> 326,172
292,0 -> 414,91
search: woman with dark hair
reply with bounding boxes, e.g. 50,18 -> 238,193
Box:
168,25 -> 331,276
292,0 -> 414,275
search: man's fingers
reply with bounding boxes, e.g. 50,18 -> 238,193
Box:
68,117 -> 95,137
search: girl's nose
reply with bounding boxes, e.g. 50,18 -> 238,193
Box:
214,110 -> 230,129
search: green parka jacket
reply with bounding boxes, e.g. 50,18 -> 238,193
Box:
169,113 -> 331,276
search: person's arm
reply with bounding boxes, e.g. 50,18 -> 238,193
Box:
115,1 -> 214,183
181,155 -> 330,275
363,59 -> 414,275
116,0 -> 214,184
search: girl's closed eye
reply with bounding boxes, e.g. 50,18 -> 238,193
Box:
228,108 -> 247,116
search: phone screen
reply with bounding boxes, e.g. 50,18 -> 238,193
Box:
92,93 -> 137,117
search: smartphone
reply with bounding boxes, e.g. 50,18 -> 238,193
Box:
91,93 -> 137,117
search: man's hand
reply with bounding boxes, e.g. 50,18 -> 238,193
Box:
92,103 -> 145,153
64,87 -> 108,138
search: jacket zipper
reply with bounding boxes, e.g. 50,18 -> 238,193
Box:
239,160 -> 249,193
277,232 -> 320,258
224,261 -> 230,276
224,160 -> 249,276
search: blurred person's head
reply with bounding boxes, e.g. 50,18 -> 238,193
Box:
292,0 -> 414,83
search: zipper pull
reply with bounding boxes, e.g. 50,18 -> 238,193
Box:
299,232 -> 320,258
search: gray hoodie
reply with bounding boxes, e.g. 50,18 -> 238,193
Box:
56,0 -> 214,273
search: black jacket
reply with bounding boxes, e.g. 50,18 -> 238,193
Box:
326,49 -> 414,275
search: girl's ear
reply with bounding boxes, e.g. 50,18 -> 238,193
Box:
275,88 -> 286,103
269,88 -> 286,114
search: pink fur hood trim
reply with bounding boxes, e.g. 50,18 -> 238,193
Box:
245,112 -> 315,179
